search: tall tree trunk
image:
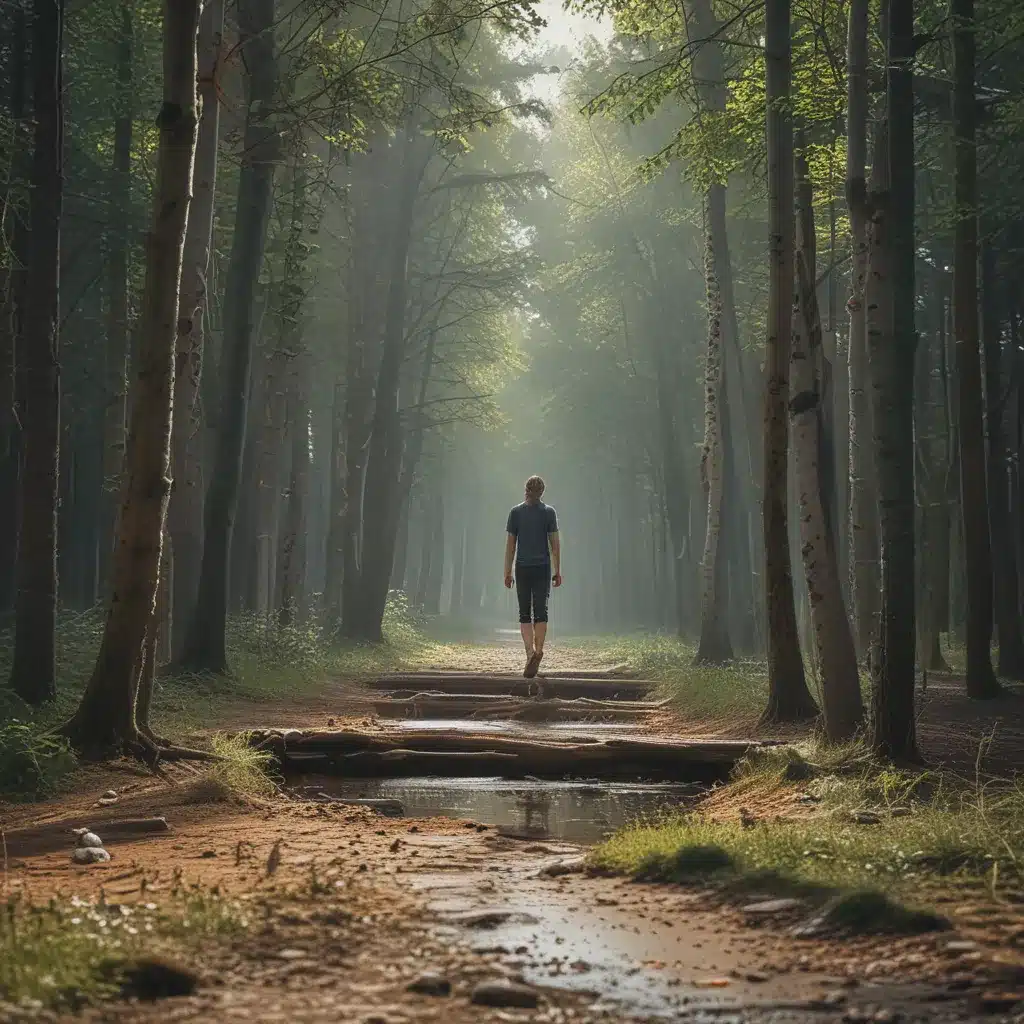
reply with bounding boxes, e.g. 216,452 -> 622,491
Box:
845,0 -> 881,662
168,0 -> 224,658
99,0 -> 133,600
9,0 -> 65,705
915,277 -> 953,673
951,0 -> 1001,699
277,357 -> 310,627
791,142 -> 863,741
761,0 -> 818,723
347,124 -> 427,641
179,0 -> 278,672
695,226 -> 733,664
0,2 -> 28,616
450,522 -> 465,616
62,0 -> 200,754
983,243 -> 1024,678
869,0 -> 921,760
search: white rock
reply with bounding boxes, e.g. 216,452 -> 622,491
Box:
72,847 -> 110,864
77,832 -> 104,848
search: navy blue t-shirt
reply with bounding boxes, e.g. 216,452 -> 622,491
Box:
507,501 -> 558,567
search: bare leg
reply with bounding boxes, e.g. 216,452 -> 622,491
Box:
520,622 -> 535,655
533,622 -> 547,654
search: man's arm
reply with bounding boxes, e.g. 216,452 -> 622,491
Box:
504,533 -> 516,587
549,532 -> 561,585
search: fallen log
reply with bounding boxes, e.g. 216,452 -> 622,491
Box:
249,727 -> 763,782
387,664 -> 636,680
369,675 -> 655,700
370,693 -> 668,722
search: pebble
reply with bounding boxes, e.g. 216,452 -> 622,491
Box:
71,847 -> 110,864
77,832 -> 104,849
852,810 -> 882,825
470,980 -> 540,1008
406,971 -> 451,996
741,898 -> 803,915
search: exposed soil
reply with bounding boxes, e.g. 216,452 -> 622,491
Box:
4,638 -> 1024,1022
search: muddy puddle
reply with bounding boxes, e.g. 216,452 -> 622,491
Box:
399,835 -> 839,1021
294,775 -> 699,843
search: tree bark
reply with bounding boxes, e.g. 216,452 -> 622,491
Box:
62,0 -> 200,754
9,0 -> 64,705
0,2 -> 29,617
168,0 -> 224,658
791,142 -> 863,741
179,0 -> 278,672
760,0 -> 818,724
869,0 -> 922,760
982,242 -> 1024,678
277,355 -> 310,627
695,225 -> 733,664
951,0 -> 1001,699
99,0 -> 133,602
346,123 -> 429,641
845,0 -> 881,662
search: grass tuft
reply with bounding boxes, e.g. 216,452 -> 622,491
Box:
177,732 -> 281,804
806,889 -> 949,936
0,889 -> 249,1010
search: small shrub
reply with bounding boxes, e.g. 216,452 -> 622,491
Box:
0,721 -> 77,800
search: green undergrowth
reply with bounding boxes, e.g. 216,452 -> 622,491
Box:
591,742 -> 1024,929
0,593 -> 431,799
589,634 -> 769,718
0,887 -> 249,1012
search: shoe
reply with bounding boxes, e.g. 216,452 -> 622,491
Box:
525,649 -> 543,679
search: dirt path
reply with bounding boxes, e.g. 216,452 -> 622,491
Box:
4,635 -> 1024,1021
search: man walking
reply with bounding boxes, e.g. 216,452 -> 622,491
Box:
504,475 -> 562,678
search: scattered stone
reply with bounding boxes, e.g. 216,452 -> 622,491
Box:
741,898 -> 803,915
569,960 -> 591,973
871,1010 -> 903,1023
448,909 -> 516,929
406,972 -> 451,996
407,825 -> 419,833
72,847 -> 110,864
102,789 -> 117,799
890,807 -> 911,818
77,832 -> 104,849
808,990 -> 847,1009
200,850 -> 217,859
944,940 -> 979,954
277,949 -> 307,960
852,810 -> 882,825
119,957 -> 199,1001
538,856 -> 586,878
389,839 -> 402,853
743,970 -> 770,983
694,978 -> 731,988
327,718 -> 336,727
470,980 -> 540,1009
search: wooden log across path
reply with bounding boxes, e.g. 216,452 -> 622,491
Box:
383,665 -> 636,681
370,673 -> 655,700
249,727 -> 766,782
370,692 -> 670,722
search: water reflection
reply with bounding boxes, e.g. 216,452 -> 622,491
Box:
298,776 -> 699,844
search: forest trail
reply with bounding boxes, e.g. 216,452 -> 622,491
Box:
4,635 -> 1022,1022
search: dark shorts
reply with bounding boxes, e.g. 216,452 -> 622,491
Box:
516,563 -> 551,624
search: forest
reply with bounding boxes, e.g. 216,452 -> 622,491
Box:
2,0 -> 1023,759
4,0 -> 1024,1017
